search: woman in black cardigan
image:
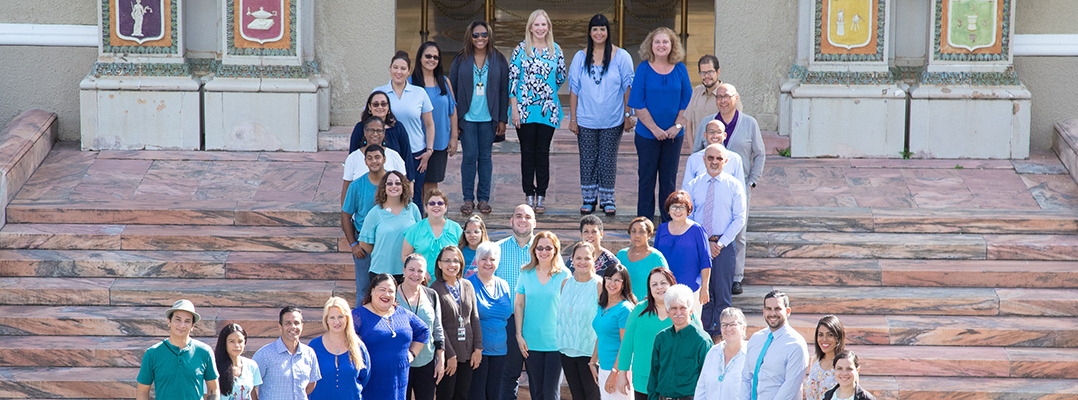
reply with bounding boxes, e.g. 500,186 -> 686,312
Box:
822,351 -> 876,400
448,20 -> 509,215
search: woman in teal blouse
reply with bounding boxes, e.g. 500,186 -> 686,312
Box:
593,264 -> 636,400
616,216 -> 669,302
401,187 -> 463,280
514,231 -> 570,400
359,171 -> 422,282
508,9 -> 567,213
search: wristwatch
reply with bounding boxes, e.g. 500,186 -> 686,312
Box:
675,123 -> 683,130
624,112 -> 631,118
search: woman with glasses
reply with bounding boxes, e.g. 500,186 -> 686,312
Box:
448,21 -> 509,215
402,188 -> 463,280
509,9 -> 567,213
349,91 -> 413,167
432,246 -> 483,400
466,242 -> 513,400
694,307 -> 747,400
358,170 -> 422,283
457,215 -> 490,276
514,231 -> 570,400
591,264 -> 636,400
653,191 -> 712,315
375,51 -> 437,210
411,42 -> 458,198
567,14 -> 634,216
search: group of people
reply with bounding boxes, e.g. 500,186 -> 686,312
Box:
138,286 -> 874,400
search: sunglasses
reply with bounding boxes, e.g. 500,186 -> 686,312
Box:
464,229 -> 483,235
427,201 -> 445,206
370,101 -> 389,108
535,246 -> 555,252
472,32 -> 489,39
385,181 -> 403,187
423,54 -> 440,61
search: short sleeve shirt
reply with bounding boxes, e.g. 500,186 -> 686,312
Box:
515,268 -> 570,351
373,83 -> 434,154
252,338 -> 322,400
137,338 -> 219,400
222,356 -> 262,400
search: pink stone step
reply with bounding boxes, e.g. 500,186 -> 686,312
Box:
0,336 -> 277,367
0,224 -> 124,250
0,278 -> 112,306
891,377 -> 1078,399
224,252 -> 353,280
747,232 -> 988,259
121,225 -> 341,252
4,199 -> 237,225
734,285 -> 1000,316
985,234 -> 1078,260
744,259 -> 1078,288
0,249 -> 227,278
0,306 -> 323,338
872,208 -> 1078,234
997,288 -> 1078,317
0,367 -> 136,398
851,345 -> 1012,377
109,278 -> 350,308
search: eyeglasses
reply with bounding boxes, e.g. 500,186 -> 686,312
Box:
669,204 -> 687,211
439,258 -> 462,264
720,322 -> 741,329
717,95 -> 735,101
472,32 -> 489,39
705,129 -> 724,134
464,229 -> 483,235
370,101 -> 389,108
364,128 -> 386,134
699,70 -> 717,76
535,246 -> 555,252
605,277 -> 624,283
424,54 -> 440,61
427,201 -> 445,206
385,181 -> 403,187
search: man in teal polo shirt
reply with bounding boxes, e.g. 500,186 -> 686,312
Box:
136,299 -> 220,400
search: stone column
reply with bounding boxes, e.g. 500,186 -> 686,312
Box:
80,0 -> 202,150
781,0 -> 906,157
908,0 -> 1030,159
202,0 -> 329,151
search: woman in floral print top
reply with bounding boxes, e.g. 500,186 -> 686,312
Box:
508,9 -> 566,214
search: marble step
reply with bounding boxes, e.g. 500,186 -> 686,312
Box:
746,232 -> 989,259
743,314 -> 1078,348
0,306 -> 325,338
744,259 -> 1078,288
0,367 -> 136,398
0,336 -> 274,368
0,277 -> 353,308
0,224 -> 343,252
5,199 -> 340,227
733,285 -> 1078,316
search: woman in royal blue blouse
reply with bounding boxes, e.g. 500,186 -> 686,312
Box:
509,9 -> 567,214
653,191 -> 712,309
627,27 -> 693,222
465,241 -> 513,400
354,273 -> 430,400
310,297 -> 370,400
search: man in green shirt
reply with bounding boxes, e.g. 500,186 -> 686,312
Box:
136,299 -> 220,400
648,284 -> 713,400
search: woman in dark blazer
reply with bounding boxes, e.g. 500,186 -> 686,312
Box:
822,351 -> 876,400
432,245 -> 484,400
448,20 -> 509,215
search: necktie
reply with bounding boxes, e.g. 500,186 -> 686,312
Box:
702,177 -> 716,235
752,332 -> 775,400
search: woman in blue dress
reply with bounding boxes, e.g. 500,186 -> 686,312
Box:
411,42 -> 458,197
310,296 -> 370,400
508,9 -> 566,214
628,27 -> 693,222
354,273 -> 430,400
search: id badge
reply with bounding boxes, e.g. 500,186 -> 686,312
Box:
457,326 -> 466,341
475,82 -> 485,97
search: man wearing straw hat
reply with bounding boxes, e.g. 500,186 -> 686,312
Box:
136,299 -> 220,400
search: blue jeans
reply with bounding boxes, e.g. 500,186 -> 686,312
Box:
353,254 -> 371,303
701,242 -> 736,337
524,351 -> 563,400
461,120 -> 495,202
635,134 -> 684,222
499,315 -> 525,400
469,354 -> 507,400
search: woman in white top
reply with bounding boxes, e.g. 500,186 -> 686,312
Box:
807,315 -> 847,400
694,307 -> 747,400
213,324 -> 261,400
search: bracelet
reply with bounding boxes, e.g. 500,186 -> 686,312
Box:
350,241 -> 358,247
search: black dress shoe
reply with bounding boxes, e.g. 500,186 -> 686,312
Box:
731,281 -> 743,295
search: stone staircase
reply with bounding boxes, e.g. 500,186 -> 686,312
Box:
1,127 -> 1077,399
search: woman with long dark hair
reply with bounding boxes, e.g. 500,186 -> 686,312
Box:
449,21 -> 509,214
807,315 -> 847,400
568,14 -> 634,215
592,264 -> 636,400
213,323 -> 261,400
358,170 -> 422,281
410,42 -> 458,197
349,91 -> 413,174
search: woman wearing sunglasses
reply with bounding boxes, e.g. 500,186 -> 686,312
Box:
411,42 -> 458,199
449,21 -> 509,215
514,231 -> 570,400
402,188 -> 463,281
358,170 -> 422,283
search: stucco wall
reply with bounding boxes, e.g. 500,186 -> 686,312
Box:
1014,0 -> 1078,150
712,0 -> 799,132
314,1 -> 395,128
0,3 -> 96,25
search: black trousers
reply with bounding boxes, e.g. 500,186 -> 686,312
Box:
468,354 -> 506,400
517,123 -> 555,196
560,354 -> 600,400
408,358 -> 436,400
436,360 -> 472,400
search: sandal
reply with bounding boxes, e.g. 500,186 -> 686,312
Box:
477,201 -> 492,214
580,202 -> 596,215
603,205 -> 617,216
460,201 -> 474,214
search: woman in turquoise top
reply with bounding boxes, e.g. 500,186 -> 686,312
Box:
466,241 -> 513,400
397,254 -> 445,400
610,267 -> 698,399
508,9 -> 567,213
410,42 -> 458,197
213,324 -> 261,400
616,216 -> 669,302
592,264 -> 636,400
359,171 -> 422,281
514,231 -> 570,400
558,242 -> 603,400
401,188 -> 463,280
458,214 -> 490,277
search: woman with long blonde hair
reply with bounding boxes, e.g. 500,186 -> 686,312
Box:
309,296 -> 370,400
513,231 -> 570,400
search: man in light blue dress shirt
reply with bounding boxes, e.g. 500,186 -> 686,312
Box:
740,290 -> 809,400
686,143 -> 746,340
495,204 -> 536,400
253,307 -> 321,400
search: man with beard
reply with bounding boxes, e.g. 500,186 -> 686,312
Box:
740,290 -> 808,400
683,55 -> 722,149
254,306 -> 321,400
495,204 -> 536,399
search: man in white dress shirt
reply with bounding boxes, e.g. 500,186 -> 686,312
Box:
741,290 -> 809,400
686,143 -> 746,341
682,120 -> 744,190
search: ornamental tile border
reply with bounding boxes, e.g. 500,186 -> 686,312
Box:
186,58 -> 222,76
226,0 -> 298,57
932,0 -> 1011,62
91,61 -> 191,77
214,61 -> 320,78
890,66 -> 924,83
813,0 -> 887,62
919,67 -> 1022,86
788,64 -> 896,85
101,0 -> 180,55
